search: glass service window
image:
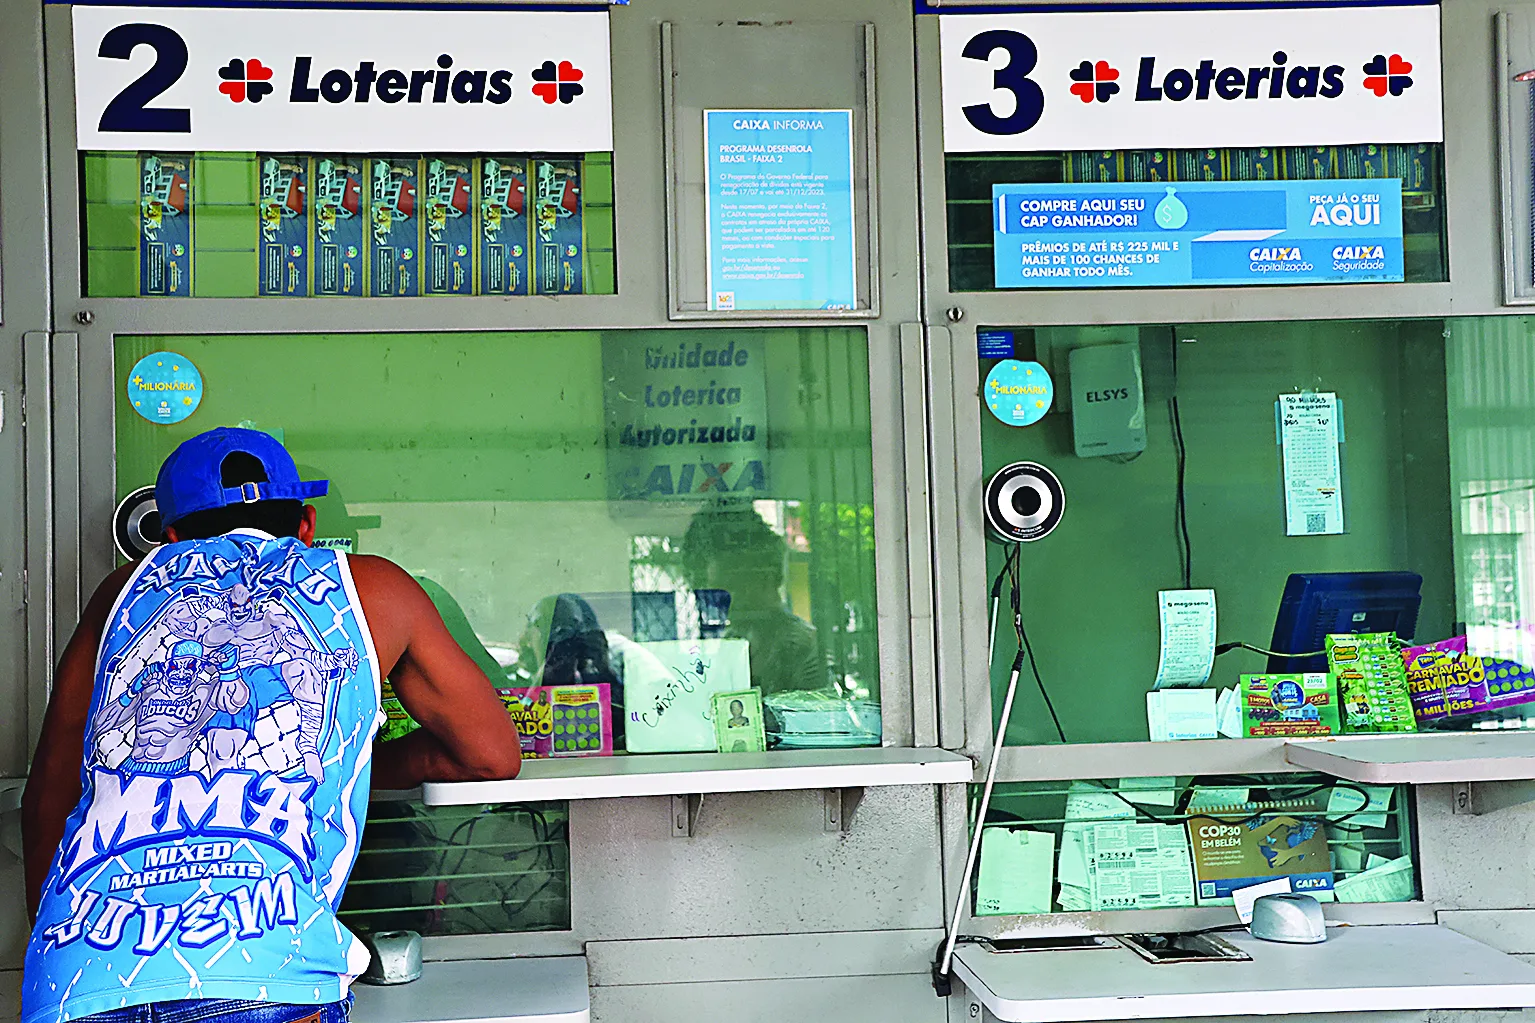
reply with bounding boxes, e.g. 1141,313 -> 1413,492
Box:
972,775 -> 1417,916
946,145 -> 1447,289
974,316 -> 1535,745
340,800 -> 570,935
82,152 -> 615,297
115,328 -> 881,751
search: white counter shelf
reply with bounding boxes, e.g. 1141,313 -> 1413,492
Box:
992,732 -> 1535,786
1283,731 -> 1535,783
420,747 -> 973,806
952,925 -> 1535,1023
351,956 -> 589,1023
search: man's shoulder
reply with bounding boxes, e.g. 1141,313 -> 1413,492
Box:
345,553 -> 405,583
343,554 -> 425,605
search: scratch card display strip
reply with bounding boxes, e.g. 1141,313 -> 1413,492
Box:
259,155 -> 310,296
534,156 -> 585,295
313,156 -> 366,297
368,156 -> 421,297
424,156 -> 476,295
139,154 -> 193,297
479,156 -> 531,296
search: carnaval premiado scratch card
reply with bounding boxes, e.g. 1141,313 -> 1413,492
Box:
139,153 -> 192,297
259,155 -> 309,297
534,157 -> 585,295
314,156 -> 365,297
368,157 -> 421,297
479,156 -> 530,296
424,156 -> 475,295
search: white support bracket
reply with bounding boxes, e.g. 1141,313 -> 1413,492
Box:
1452,779 -> 1535,816
824,787 -> 865,833
670,793 -> 703,838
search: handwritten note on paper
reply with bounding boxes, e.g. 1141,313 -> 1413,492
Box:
1154,589 -> 1217,689
976,828 -> 1056,916
1279,392 -> 1344,537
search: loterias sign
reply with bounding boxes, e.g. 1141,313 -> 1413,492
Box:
72,6 -> 612,152
939,5 -> 1442,153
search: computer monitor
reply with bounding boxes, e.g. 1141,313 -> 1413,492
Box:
1267,571 -> 1424,673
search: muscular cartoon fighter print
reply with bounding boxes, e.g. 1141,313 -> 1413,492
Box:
91,541 -> 358,782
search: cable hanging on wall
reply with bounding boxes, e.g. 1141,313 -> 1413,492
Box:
1170,328 -> 1193,590
934,465 -> 1066,996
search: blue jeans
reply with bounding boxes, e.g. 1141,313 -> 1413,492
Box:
75,998 -> 351,1023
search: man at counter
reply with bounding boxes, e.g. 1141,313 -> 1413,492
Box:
680,505 -> 831,697
21,427 -> 520,1023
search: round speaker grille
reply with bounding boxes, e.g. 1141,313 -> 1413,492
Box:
983,462 -> 1065,543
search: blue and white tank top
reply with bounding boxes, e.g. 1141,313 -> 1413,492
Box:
24,529 -> 382,1023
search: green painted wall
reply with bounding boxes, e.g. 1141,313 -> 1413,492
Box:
114,328 -> 877,686
983,319 -> 1454,745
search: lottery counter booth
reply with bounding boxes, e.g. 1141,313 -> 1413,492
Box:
12,0 -> 1535,1021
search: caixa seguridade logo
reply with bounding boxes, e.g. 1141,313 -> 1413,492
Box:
958,29 -> 1417,136
92,22 -> 587,133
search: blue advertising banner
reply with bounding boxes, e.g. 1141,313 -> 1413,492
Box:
992,179 -> 1403,289
705,109 -> 857,311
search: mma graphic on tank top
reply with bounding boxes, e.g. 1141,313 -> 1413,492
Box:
24,530 -> 381,1023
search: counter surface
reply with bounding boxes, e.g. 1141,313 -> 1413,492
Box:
1284,732 -> 1535,783
350,957 -> 590,1023
953,924 -> 1535,1022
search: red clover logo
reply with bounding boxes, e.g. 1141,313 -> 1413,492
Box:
1069,60 -> 1120,104
217,58 -> 274,103
1362,54 -> 1413,97
531,60 -> 584,104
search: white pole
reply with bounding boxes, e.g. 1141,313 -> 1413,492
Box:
937,655 -> 1023,980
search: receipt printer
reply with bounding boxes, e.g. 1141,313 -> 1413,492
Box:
1069,343 -> 1147,458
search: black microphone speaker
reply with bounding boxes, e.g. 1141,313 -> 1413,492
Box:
984,462 -> 1064,543
113,486 -> 162,560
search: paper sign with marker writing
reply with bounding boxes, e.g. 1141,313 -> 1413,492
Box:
1279,392 -> 1344,536
976,828 -> 1056,915
1153,589 -> 1216,689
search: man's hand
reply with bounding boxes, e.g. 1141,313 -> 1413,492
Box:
348,557 -> 520,789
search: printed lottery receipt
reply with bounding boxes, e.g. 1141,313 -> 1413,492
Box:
1155,187 -> 1189,230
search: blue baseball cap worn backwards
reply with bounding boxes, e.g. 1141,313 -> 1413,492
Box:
156,427 -> 329,528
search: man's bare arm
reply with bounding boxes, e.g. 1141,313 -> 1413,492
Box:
23,563 -> 136,921
349,556 -> 520,789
